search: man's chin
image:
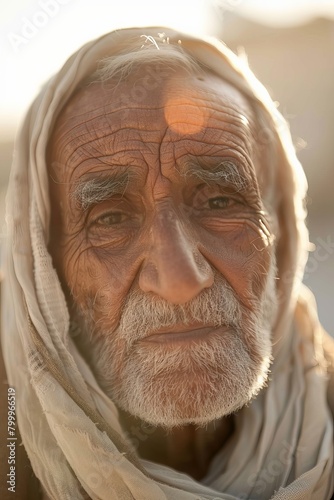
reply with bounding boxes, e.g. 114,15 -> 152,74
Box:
121,396 -> 249,429
103,357 -> 271,429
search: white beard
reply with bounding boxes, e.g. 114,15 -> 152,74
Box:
74,260 -> 277,428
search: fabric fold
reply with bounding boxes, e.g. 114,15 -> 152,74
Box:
1,26 -> 333,499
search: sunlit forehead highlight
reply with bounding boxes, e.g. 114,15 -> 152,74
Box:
164,96 -> 207,136
240,114 -> 249,127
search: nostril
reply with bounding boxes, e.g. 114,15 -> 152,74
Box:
139,253 -> 213,304
139,261 -> 159,293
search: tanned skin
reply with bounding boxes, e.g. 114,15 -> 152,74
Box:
48,68 -> 274,479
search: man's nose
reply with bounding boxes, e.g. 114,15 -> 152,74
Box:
139,212 -> 214,304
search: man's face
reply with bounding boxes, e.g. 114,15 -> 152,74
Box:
49,66 -> 277,427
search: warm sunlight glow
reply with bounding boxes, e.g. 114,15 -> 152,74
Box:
164,96 -> 207,136
1,0 -> 334,138
1,0 -> 210,136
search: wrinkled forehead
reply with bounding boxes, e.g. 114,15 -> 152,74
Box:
50,65 -> 255,147
48,65 -> 276,207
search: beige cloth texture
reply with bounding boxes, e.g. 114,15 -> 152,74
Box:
1,27 -> 333,499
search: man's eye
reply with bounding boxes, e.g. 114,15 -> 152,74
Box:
207,196 -> 233,209
95,212 -> 126,226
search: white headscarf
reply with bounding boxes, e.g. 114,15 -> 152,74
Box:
2,27 -> 333,499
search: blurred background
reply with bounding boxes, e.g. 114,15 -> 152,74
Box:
1,0 -> 333,333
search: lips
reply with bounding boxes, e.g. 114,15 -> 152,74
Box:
143,324 -> 227,344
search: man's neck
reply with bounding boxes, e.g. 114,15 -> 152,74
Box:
118,410 -> 234,480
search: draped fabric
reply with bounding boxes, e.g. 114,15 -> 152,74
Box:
1,27 -> 333,499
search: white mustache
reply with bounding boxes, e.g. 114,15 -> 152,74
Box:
116,273 -> 243,345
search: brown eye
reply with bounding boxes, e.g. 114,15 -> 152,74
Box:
96,212 -> 126,226
208,197 -> 232,209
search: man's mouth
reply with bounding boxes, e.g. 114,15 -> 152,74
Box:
142,324 -> 229,344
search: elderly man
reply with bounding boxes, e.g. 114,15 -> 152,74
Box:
1,27 -> 334,499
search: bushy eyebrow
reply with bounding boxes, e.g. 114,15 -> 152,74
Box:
72,160 -> 248,212
72,172 -> 129,210
181,160 -> 249,191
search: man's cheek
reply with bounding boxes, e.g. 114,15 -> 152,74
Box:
63,248 -> 127,324
61,244 -> 99,307
199,223 -> 273,309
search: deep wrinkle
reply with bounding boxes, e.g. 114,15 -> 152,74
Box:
48,68 -> 276,479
